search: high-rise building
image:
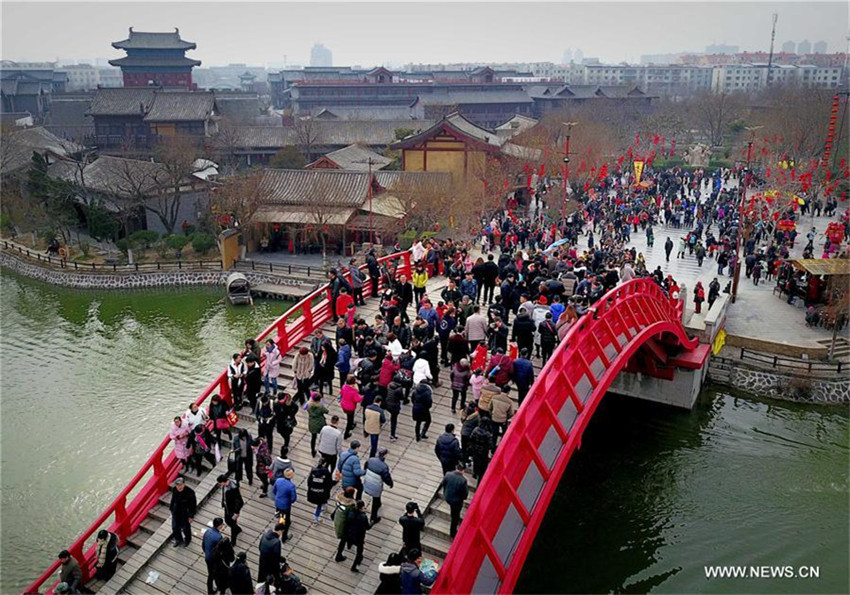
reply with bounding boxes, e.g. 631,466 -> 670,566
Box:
813,41 -> 828,54
797,40 -> 812,55
562,48 -> 572,64
310,43 -> 333,67
573,49 -> 584,64
781,40 -> 796,54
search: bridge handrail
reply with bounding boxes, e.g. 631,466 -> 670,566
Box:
23,250 -> 412,595
432,278 -> 696,594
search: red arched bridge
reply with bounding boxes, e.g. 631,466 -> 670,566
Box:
25,252 -> 702,594
432,278 -> 700,594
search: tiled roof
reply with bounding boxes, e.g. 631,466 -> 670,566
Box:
317,144 -> 392,171
314,120 -> 433,146
417,90 -> 534,105
144,91 -> 215,122
375,170 -> 453,195
88,88 -> 156,116
257,169 -> 371,207
311,105 -> 421,121
225,126 -> 296,148
112,29 -> 196,50
56,155 -> 167,196
43,96 -> 95,140
1,127 -> 82,175
108,55 -> 201,68
444,112 -> 502,146
215,93 -> 263,123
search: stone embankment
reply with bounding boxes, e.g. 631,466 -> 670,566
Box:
0,250 -> 310,292
708,356 -> 849,404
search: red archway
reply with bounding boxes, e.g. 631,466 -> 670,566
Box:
432,279 -> 699,594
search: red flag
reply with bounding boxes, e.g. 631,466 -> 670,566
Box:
653,135 -> 660,145
583,181 -> 591,191
539,163 -> 545,177
766,167 -> 771,178
635,134 -> 641,145
526,175 -> 532,188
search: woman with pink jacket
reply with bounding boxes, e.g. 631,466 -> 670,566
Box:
169,416 -> 192,470
263,338 -> 282,395
339,374 -> 363,439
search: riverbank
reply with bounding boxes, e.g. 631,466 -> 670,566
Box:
0,249 -> 312,296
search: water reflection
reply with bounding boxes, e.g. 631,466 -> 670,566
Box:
0,271 -> 291,592
516,391 -> 849,594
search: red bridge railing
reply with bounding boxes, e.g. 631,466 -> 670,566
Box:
432,278 -> 697,594
24,251 -> 412,594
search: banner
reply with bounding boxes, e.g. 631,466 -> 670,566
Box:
633,160 -> 645,184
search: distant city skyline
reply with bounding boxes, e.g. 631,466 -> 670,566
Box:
2,2 -> 847,68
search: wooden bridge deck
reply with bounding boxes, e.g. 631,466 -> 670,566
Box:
102,276 -> 484,595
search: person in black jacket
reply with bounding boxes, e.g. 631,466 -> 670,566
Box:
411,381 -> 433,441
170,478 -> 197,547
480,254 -> 500,304
366,250 -> 381,297
537,312 -> 558,362
511,310 -> 536,356
307,459 -> 336,523
258,524 -> 285,585
434,424 -> 463,475
229,551 -> 254,595
94,529 -> 120,581
398,501 -> 425,554
213,537 -> 235,593
218,474 -> 244,547
346,500 -> 371,572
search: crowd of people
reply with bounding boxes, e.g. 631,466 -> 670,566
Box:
53,161 -> 848,595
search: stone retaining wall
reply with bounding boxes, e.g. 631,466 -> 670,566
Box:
709,358 -> 849,404
0,251 -> 310,291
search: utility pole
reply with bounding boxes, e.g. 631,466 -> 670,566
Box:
766,12 -> 779,87
561,121 -> 577,221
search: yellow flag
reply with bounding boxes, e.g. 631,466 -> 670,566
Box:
633,160 -> 645,184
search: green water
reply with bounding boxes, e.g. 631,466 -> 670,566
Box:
0,271 -> 292,593
516,392 -> 850,594
1,272 -> 847,594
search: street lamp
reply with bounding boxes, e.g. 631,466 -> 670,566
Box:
561,121 -> 578,220
731,125 -> 763,303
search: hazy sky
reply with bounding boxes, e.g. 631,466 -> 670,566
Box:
2,1 -> 848,67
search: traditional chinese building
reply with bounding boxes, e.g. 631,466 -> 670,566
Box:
390,112 -> 540,181
109,28 -> 201,89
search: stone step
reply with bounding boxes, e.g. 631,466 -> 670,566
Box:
420,532 -> 451,559
424,515 -> 453,541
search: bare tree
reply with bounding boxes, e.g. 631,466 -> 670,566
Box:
293,117 -> 323,162
687,91 -> 744,148
150,135 -> 205,234
210,167 -> 270,228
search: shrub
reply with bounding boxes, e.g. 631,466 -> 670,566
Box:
166,234 -> 190,253
129,230 -> 160,249
116,238 -> 129,255
191,232 -> 216,255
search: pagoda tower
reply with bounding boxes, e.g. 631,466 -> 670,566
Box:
109,27 -> 201,89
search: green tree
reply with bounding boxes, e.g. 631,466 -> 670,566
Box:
27,153 -> 77,242
269,146 -> 307,169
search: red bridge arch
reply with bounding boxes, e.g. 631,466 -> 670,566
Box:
432,278 -> 699,594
